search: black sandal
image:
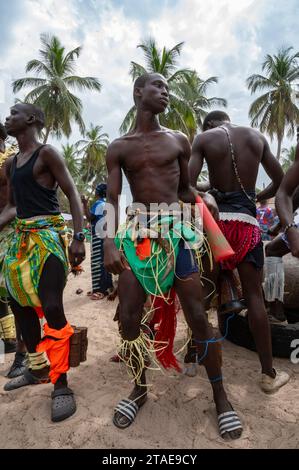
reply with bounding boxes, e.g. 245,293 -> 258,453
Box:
4,368 -> 50,391
51,387 -> 76,422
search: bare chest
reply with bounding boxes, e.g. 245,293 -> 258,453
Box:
121,135 -> 181,173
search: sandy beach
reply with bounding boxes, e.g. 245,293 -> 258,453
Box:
0,244 -> 298,449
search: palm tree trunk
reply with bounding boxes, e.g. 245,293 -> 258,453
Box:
276,136 -> 282,161
43,126 -> 51,144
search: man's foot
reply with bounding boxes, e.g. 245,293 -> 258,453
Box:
107,288 -> 118,301
5,352 -> 27,378
90,292 -> 105,300
269,301 -> 287,323
183,363 -> 197,377
109,354 -> 121,363
113,387 -> 147,429
267,314 -> 288,326
4,367 -> 50,391
214,392 -> 243,440
51,386 -> 76,422
259,369 -> 290,394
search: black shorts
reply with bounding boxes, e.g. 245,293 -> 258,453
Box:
242,240 -> 264,270
175,240 -> 199,278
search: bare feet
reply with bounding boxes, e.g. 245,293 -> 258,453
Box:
90,292 -> 105,300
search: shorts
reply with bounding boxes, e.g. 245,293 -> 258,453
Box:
175,240 -> 199,278
242,239 -> 264,270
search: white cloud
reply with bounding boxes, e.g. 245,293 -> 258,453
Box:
0,0 -> 298,189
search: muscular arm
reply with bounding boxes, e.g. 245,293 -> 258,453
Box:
104,141 -> 129,274
256,137 -> 284,202
40,146 -> 83,233
276,143 -> 299,227
291,184 -> 299,211
189,134 -> 205,189
177,133 -> 196,203
105,141 -> 122,240
0,158 -> 16,231
180,133 -> 218,217
276,154 -> 299,257
40,145 -> 85,266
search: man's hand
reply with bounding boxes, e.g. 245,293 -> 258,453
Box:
81,195 -> 88,205
286,227 -> 299,258
202,193 -> 219,220
104,240 -> 130,274
68,239 -> 86,267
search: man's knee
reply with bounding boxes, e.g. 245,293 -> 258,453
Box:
119,301 -> 144,339
186,304 -> 208,329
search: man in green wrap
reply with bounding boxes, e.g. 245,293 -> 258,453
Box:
104,73 -> 243,440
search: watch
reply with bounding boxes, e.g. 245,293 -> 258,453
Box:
73,232 -> 86,242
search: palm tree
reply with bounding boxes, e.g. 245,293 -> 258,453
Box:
174,71 -> 227,141
77,123 -> 109,191
12,34 -> 101,142
281,145 -> 297,172
120,38 -> 197,137
62,143 -> 80,181
247,46 -> 299,159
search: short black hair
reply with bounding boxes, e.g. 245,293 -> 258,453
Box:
95,182 -> 107,197
0,123 -> 7,140
203,110 -> 230,131
19,103 -> 45,131
133,73 -> 151,105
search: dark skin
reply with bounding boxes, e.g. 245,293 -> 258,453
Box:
0,138 -> 25,353
2,103 -> 85,266
265,142 -> 299,320
275,141 -> 299,256
104,74 -> 241,439
190,119 -> 284,378
81,194 -> 92,222
2,104 -> 84,387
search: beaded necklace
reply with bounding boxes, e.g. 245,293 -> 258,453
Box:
219,125 -> 256,205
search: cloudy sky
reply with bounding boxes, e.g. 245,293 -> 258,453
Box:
0,0 -> 298,186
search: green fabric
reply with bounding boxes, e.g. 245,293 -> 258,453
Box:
115,216 -> 200,296
4,215 -> 68,307
0,223 -> 15,298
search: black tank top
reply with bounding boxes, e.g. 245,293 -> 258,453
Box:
11,145 -> 60,219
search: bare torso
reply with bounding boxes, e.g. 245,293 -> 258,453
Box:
117,129 -> 186,206
199,124 -> 265,191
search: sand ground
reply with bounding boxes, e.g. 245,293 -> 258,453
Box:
0,244 -> 298,449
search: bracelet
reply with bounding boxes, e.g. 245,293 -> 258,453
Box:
284,222 -> 297,235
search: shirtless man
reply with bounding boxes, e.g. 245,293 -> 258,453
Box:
264,131 -> 299,322
104,75 -> 243,439
189,110 -> 290,393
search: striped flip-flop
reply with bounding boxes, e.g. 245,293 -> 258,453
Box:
113,398 -> 142,429
218,409 -> 243,439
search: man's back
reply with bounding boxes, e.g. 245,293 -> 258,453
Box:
196,124 -> 265,192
